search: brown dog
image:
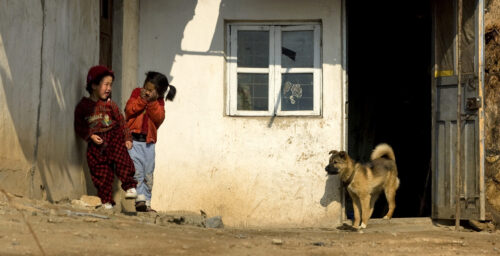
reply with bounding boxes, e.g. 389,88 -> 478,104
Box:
325,144 -> 400,229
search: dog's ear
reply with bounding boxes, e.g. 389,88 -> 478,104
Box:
329,150 -> 338,155
339,151 -> 347,159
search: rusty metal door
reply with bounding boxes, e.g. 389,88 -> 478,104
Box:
432,0 -> 485,220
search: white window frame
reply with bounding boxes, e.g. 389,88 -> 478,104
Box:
227,23 -> 322,116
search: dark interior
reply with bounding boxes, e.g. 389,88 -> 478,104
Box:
346,0 -> 432,218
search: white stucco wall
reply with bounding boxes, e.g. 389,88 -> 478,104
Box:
0,0 -> 99,200
138,0 -> 344,227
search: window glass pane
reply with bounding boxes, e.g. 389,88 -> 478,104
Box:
237,31 -> 269,68
237,73 -> 268,111
460,0 -> 475,74
281,73 -> 313,111
435,0 -> 454,75
281,31 -> 314,68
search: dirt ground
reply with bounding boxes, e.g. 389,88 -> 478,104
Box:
0,193 -> 499,256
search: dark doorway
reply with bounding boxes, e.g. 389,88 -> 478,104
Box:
346,0 -> 432,218
100,0 -> 113,68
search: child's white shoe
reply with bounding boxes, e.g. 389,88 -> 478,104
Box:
102,202 -> 113,210
125,188 -> 137,199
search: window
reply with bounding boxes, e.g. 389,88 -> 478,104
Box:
227,24 -> 322,116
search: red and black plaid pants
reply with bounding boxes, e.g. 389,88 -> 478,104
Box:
86,127 -> 137,204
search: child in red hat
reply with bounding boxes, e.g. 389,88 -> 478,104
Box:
74,65 -> 138,209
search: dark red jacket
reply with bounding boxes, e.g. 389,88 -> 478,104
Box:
74,97 -> 132,142
125,88 -> 165,144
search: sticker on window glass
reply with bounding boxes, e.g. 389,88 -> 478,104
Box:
281,73 -> 313,111
283,81 -> 303,105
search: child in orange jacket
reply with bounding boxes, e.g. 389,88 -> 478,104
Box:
125,71 -> 176,212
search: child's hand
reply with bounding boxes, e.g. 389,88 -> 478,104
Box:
140,88 -> 147,100
125,141 -> 133,150
147,90 -> 158,102
90,134 -> 103,145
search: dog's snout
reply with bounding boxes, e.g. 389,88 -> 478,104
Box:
325,165 -> 331,172
325,165 -> 339,175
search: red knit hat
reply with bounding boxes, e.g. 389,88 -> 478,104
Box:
86,65 -> 114,85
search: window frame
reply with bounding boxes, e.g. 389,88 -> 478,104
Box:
227,23 -> 322,116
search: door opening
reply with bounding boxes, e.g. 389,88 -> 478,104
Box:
346,0 -> 432,218
100,0 -> 113,68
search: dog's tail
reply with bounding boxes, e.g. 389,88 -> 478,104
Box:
370,143 -> 396,161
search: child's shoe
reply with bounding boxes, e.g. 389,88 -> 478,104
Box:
135,201 -> 147,212
102,202 -> 113,210
125,188 -> 137,199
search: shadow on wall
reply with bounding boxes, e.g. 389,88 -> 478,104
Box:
320,175 -> 340,207
0,0 -> 43,197
138,0 -> 224,87
0,1 -> 97,201
35,0 -> 100,202
0,63 -> 39,196
0,68 -> 37,166
0,48 -> 94,200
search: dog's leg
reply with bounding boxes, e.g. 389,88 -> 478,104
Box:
369,193 -> 380,218
360,195 -> 371,229
383,188 -> 396,219
349,191 -> 361,229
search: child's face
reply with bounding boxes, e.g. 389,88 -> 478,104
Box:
143,82 -> 157,98
92,75 -> 113,100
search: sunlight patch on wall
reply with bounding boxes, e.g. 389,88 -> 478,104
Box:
50,74 -> 66,111
0,32 -> 26,165
180,0 -> 221,52
0,33 -> 13,82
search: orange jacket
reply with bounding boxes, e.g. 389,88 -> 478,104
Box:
125,88 -> 165,143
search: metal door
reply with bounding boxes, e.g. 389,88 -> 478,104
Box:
432,0 -> 485,220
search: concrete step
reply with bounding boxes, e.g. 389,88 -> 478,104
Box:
342,217 -> 441,233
